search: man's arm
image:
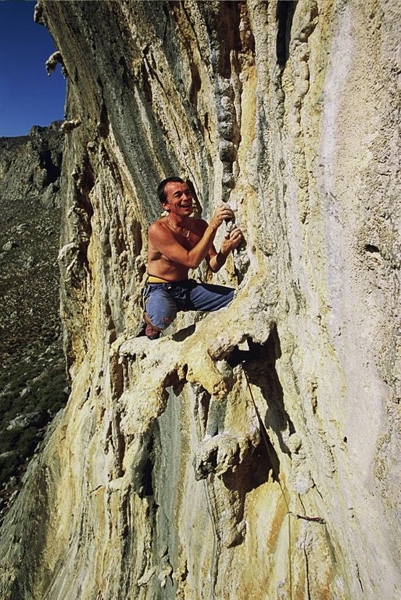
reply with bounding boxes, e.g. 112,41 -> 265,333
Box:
207,227 -> 243,272
149,205 -> 235,269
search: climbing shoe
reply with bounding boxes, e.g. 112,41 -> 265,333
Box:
145,323 -> 161,340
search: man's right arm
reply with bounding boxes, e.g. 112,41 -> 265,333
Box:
149,205 -> 234,269
149,220 -> 218,269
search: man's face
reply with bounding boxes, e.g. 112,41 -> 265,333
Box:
163,181 -> 194,217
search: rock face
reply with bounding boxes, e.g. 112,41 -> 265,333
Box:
0,1 -> 400,598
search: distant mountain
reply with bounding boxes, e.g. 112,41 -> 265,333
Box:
0,122 -> 68,520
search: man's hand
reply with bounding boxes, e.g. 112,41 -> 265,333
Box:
207,216 -> 244,273
209,205 -> 237,231
221,225 -> 243,254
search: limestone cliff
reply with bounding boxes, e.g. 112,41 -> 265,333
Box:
0,1 -> 400,599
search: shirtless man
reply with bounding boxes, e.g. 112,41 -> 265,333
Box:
143,177 -> 243,339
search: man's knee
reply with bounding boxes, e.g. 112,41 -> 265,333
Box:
155,315 -> 174,330
143,286 -> 178,330
144,303 -> 177,330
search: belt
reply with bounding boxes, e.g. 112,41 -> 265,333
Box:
147,275 -> 174,284
147,275 -> 190,285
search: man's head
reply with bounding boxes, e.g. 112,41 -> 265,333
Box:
157,177 -> 194,217
157,177 -> 185,205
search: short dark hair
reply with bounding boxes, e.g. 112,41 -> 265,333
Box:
157,177 -> 185,204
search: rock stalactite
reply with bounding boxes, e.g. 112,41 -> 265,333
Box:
0,1 -> 400,598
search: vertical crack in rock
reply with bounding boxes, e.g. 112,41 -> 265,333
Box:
276,0 -> 297,67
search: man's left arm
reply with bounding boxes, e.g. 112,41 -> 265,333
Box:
207,227 -> 243,273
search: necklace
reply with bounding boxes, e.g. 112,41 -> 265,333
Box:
167,217 -> 191,239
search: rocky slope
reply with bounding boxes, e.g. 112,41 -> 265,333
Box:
0,1 -> 400,599
0,124 -> 68,519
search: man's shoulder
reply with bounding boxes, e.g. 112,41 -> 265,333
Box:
148,218 -> 167,239
149,217 -> 167,231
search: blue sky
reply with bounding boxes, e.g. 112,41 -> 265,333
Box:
0,0 -> 66,137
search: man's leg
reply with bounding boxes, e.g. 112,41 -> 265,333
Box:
187,281 -> 234,312
143,284 -> 178,338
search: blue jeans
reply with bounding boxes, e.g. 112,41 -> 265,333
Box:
143,279 -> 234,330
